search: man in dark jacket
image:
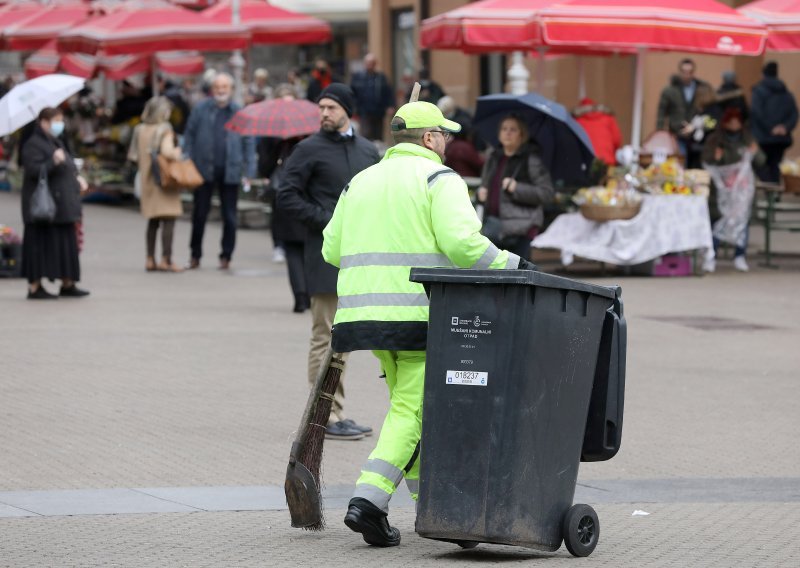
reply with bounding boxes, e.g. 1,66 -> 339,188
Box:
277,83 -> 380,440
184,72 -> 256,269
350,53 -> 395,141
751,61 -> 799,183
656,59 -> 713,167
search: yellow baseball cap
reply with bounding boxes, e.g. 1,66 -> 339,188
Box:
391,101 -> 462,133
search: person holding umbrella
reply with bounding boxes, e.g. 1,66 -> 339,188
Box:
20,107 -> 89,299
475,114 -> 554,260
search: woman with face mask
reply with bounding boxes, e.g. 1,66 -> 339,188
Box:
20,107 -> 89,299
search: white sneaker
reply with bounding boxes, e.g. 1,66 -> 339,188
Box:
702,257 -> 716,273
733,255 -> 749,272
272,247 -> 286,263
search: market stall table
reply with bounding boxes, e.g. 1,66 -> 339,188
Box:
532,194 -> 713,270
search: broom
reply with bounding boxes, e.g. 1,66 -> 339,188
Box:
285,346 -> 345,530
285,83 -> 423,531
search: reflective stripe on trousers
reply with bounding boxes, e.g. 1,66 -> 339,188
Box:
352,350 -> 425,512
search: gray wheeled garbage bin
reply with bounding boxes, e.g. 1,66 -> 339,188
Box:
409,268 -> 626,557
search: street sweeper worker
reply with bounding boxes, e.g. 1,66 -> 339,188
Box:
322,101 -> 535,547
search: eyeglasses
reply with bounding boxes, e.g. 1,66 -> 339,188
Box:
427,129 -> 452,142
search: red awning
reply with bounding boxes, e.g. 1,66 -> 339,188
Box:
201,0 -> 331,45
740,0 -> 800,52
539,0 -> 767,56
58,2 -> 249,56
4,2 -> 93,51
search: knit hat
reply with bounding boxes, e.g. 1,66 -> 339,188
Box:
317,83 -> 355,117
763,61 -> 778,78
721,70 -> 736,85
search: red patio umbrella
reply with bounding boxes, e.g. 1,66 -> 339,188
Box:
57,1 -> 249,56
421,0 -> 554,54
421,0 -> 767,147
25,40 -> 205,80
0,0 -> 46,50
740,0 -> 800,52
201,0 -> 331,44
3,1 -> 93,52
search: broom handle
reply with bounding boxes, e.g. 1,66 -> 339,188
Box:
409,82 -> 421,103
290,345 -> 342,459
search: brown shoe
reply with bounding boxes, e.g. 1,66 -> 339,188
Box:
218,258 -> 230,270
186,258 -> 200,270
157,260 -> 184,273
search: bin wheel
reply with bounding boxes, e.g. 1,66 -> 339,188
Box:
562,504 -> 599,557
455,540 -> 479,549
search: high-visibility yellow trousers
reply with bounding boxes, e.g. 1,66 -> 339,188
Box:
352,350 -> 425,512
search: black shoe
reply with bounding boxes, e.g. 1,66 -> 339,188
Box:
324,421 -> 364,441
59,285 -> 90,298
293,293 -> 310,313
27,287 -> 58,300
344,498 -> 401,547
342,419 -> 373,437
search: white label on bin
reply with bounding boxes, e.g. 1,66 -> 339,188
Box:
446,370 -> 488,386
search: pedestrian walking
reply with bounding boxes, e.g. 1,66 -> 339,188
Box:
656,59 -> 713,167
710,71 -> 749,125
322,101 -> 531,547
306,58 -> 338,104
183,73 -> 256,270
751,61 -> 798,183
258,84 -> 310,313
20,107 -> 89,299
128,96 -> 185,273
350,53 -> 394,141
247,68 -> 273,104
277,83 -> 379,440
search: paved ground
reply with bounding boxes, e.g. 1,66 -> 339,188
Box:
1,190 -> 799,566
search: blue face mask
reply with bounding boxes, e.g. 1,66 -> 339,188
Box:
50,121 -> 65,137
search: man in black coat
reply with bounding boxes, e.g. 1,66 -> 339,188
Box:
751,61 -> 799,183
277,83 -> 380,440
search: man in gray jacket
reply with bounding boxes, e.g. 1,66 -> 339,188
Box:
184,73 -> 256,270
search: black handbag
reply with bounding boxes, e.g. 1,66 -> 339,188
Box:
30,166 -> 56,223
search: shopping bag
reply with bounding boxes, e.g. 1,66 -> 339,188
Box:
30,166 -> 56,223
703,153 -> 755,248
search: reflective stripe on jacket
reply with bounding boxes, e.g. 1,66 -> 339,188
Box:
322,142 -> 520,352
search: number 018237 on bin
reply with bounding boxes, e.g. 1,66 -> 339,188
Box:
446,370 -> 488,386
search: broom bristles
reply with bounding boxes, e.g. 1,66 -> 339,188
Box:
295,358 -> 344,530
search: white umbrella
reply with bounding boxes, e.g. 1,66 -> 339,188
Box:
0,74 -> 85,137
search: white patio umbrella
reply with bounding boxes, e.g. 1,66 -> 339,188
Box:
0,74 -> 85,137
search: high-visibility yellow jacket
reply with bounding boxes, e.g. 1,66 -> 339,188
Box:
322,142 -> 520,352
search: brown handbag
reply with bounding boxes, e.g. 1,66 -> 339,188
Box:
156,153 -> 204,192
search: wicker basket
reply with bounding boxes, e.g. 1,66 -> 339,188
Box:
782,173 -> 800,194
580,202 -> 642,222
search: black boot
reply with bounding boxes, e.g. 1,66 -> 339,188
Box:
344,498 -> 400,547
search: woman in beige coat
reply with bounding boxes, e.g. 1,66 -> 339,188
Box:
128,96 -> 184,272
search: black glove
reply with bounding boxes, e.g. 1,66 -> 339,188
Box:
518,258 -> 538,271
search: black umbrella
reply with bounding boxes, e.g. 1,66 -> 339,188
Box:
473,92 -> 595,186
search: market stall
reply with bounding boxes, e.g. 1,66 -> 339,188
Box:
533,160 -> 714,274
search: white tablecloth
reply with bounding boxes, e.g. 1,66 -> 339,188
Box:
532,195 -> 714,266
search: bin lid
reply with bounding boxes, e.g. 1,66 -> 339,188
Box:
410,268 -> 618,300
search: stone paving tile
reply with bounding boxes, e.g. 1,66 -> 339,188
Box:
0,488 -> 199,516
1,504 -> 797,568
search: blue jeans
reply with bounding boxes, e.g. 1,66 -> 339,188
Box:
713,226 -> 749,258
190,174 -> 239,261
